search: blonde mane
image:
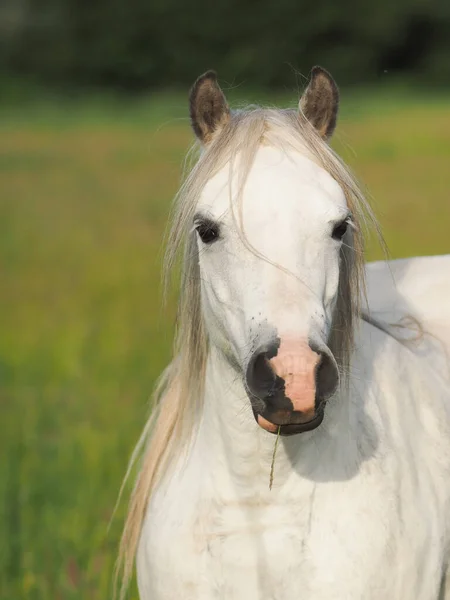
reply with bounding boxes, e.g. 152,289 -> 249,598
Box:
116,106 -> 381,597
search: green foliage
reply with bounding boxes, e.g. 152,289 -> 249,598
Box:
1,0 -> 450,90
0,90 -> 450,598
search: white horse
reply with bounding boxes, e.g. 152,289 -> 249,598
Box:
118,67 -> 450,599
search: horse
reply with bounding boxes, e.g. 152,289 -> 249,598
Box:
118,67 -> 450,599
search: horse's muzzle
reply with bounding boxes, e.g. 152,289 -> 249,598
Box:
246,337 -> 338,435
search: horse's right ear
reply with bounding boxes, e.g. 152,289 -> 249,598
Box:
189,71 -> 230,145
299,66 -> 339,140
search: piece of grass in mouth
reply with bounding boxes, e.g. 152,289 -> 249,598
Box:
269,425 -> 281,490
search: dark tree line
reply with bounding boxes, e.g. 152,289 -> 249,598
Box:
1,0 -> 449,91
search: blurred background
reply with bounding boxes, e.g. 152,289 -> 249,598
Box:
1,1 -> 450,598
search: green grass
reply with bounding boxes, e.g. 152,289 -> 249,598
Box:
1,89 -> 449,599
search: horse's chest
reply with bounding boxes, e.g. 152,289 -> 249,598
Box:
138,498 -> 314,599
137,477 -> 445,600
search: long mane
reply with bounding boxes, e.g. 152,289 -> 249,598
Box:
116,107 -> 381,597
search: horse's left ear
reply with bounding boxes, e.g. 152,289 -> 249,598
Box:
299,66 -> 339,140
189,70 -> 230,145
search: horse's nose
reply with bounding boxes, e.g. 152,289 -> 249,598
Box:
246,338 -> 339,430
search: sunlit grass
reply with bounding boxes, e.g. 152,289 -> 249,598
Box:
0,90 -> 449,599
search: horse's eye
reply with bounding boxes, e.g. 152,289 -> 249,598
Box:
332,220 -> 349,241
195,221 -> 220,244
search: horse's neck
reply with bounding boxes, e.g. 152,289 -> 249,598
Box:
195,346 -> 359,499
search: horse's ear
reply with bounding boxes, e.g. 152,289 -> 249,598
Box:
299,66 -> 339,140
189,71 -> 230,144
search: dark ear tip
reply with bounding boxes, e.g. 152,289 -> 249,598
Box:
310,66 -> 339,95
311,65 -> 330,77
190,70 -> 218,93
189,71 -> 220,108
200,69 -> 218,81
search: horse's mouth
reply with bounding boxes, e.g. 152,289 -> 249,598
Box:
254,409 -> 324,436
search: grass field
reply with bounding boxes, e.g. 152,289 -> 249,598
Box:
1,88 -> 450,599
